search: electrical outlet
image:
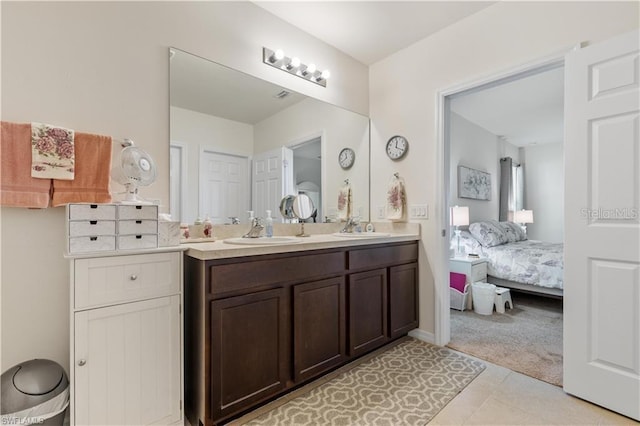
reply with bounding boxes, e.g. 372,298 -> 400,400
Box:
409,204 -> 429,219
378,206 -> 385,219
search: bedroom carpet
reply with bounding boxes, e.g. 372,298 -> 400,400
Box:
242,338 -> 485,426
447,291 -> 563,387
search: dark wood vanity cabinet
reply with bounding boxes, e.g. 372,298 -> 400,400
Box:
184,241 -> 418,426
210,288 -> 288,421
293,277 -> 346,382
348,269 -> 388,357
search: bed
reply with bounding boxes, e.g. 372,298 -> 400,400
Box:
455,220 -> 564,298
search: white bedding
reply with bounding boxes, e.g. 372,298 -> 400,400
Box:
456,231 -> 563,290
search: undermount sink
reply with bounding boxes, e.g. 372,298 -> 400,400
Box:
332,232 -> 392,238
223,236 -> 301,245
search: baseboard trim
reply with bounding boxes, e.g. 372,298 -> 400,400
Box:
408,328 -> 436,345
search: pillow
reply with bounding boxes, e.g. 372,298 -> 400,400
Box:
500,221 -> 527,242
468,220 -> 508,247
450,272 -> 467,292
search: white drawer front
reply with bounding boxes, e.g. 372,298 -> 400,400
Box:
69,220 -> 116,237
118,220 -> 158,235
74,252 -> 180,309
471,262 -> 488,282
68,204 -> 116,221
118,205 -> 158,220
69,236 -> 116,254
117,234 -> 158,250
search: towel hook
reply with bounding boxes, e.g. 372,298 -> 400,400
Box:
393,172 -> 399,179
116,138 -> 134,148
344,178 -> 350,185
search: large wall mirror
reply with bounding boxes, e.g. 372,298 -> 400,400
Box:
169,48 -> 370,225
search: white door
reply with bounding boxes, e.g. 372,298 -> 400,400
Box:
252,147 -> 294,220
74,296 -> 182,425
564,29 -> 639,421
200,151 -> 249,224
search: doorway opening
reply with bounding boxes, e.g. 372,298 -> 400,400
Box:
437,54 -> 567,387
290,135 -> 323,222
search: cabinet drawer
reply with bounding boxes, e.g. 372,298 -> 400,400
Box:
74,252 -> 180,309
118,205 -> 158,220
471,263 -> 487,282
69,236 -> 116,254
208,251 -> 345,295
117,234 -> 158,250
68,204 -> 116,221
349,243 -> 417,270
69,220 -> 116,237
118,220 -> 158,235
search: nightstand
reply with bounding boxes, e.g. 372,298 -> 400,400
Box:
450,257 -> 488,310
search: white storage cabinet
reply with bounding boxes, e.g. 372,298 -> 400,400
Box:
69,250 -> 183,425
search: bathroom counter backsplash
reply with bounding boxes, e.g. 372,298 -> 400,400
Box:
183,222 -> 420,260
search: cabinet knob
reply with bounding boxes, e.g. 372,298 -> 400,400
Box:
78,359 -> 86,367
130,274 -> 138,281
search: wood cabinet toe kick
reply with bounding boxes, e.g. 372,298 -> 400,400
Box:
184,241 -> 419,426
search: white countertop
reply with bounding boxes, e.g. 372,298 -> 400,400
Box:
183,231 -> 420,260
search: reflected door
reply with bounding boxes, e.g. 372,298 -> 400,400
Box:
252,147 -> 294,221
200,151 -> 249,224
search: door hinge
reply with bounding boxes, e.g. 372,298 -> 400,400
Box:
442,229 -> 446,237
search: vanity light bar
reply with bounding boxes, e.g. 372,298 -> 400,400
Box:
262,47 -> 330,88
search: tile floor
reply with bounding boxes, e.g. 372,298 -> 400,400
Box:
228,343 -> 636,426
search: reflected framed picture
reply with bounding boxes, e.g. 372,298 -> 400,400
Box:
458,165 -> 491,201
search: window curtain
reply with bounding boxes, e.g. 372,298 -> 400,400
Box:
499,157 -> 524,221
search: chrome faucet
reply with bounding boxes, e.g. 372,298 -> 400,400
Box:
243,217 -> 264,238
228,217 -> 240,225
340,217 -> 357,233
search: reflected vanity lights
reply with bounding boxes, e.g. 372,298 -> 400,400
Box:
263,47 -> 331,87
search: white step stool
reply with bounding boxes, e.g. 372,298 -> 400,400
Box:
494,287 -> 513,313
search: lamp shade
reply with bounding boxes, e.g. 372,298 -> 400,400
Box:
514,209 -> 534,224
451,206 -> 470,227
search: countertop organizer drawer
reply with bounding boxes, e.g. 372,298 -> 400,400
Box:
74,251 -> 180,309
69,204 -> 117,221
118,205 -> 158,220
69,236 -> 116,254
118,234 -> 159,251
69,220 -> 116,237
118,219 -> 158,235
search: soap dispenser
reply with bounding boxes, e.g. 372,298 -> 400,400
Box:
265,210 -> 273,238
203,215 -> 213,238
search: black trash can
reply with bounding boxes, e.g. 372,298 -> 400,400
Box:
1,359 -> 69,426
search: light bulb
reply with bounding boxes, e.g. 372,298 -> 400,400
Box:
320,70 -> 331,80
290,57 -> 300,68
269,49 -> 284,63
306,63 -> 316,74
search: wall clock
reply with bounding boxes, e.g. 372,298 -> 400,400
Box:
338,147 -> 355,169
386,135 -> 409,160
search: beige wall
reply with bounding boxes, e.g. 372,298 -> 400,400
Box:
0,1 -> 368,374
369,1 -> 639,338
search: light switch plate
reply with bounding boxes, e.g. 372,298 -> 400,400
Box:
409,204 -> 428,219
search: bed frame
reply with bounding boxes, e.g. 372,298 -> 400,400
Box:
487,276 -> 563,299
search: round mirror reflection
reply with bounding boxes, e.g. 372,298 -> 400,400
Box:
279,195 -> 297,220
292,194 -> 316,221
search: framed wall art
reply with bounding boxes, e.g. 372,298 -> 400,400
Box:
458,165 -> 491,201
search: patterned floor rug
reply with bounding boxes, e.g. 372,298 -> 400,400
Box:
245,338 -> 485,426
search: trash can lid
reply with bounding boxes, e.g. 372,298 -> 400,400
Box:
12,359 -> 64,395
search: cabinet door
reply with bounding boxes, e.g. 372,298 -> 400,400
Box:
348,269 -> 388,357
389,263 -> 418,338
210,288 -> 288,421
293,277 -> 346,383
74,296 -> 181,426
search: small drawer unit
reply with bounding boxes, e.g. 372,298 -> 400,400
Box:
449,257 -> 488,284
67,203 -> 159,254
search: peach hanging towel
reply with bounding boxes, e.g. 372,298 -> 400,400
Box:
51,132 -> 113,206
0,121 -> 51,208
385,173 -> 406,221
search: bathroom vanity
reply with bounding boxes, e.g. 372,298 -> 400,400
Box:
183,232 -> 419,426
